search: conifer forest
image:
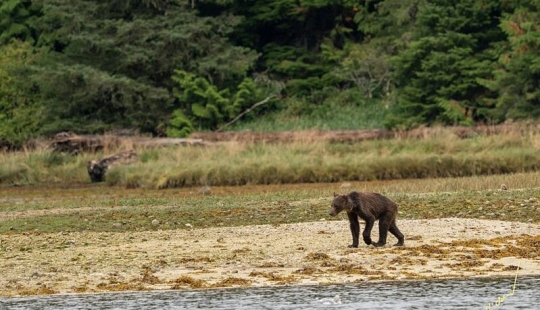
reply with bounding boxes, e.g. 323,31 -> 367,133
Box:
1,0 -> 539,147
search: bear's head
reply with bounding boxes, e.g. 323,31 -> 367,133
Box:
329,192 -> 352,216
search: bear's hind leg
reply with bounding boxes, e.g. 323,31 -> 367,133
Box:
389,221 -> 404,246
372,218 -> 390,247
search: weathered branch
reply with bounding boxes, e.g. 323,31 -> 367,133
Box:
216,95 -> 276,132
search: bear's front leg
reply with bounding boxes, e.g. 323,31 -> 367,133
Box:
362,235 -> 372,245
372,219 -> 389,247
362,219 -> 375,245
347,212 -> 360,248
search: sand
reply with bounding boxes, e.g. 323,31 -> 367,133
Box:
1,218 -> 539,296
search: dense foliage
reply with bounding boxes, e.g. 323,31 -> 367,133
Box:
1,0 -> 539,146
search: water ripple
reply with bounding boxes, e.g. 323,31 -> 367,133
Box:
1,276 -> 539,310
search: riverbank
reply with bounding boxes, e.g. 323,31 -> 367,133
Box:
1,218 -> 538,297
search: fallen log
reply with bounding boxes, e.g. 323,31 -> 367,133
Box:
51,132 -> 210,154
87,150 -> 139,182
51,132 -> 110,154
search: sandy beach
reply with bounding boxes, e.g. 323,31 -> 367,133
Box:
1,218 -> 539,296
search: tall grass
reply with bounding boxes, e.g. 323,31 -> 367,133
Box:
231,94 -> 387,131
2,127 -> 540,188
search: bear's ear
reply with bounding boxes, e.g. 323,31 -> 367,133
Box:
333,192 -> 338,197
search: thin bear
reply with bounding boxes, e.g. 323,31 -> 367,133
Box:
329,191 -> 405,247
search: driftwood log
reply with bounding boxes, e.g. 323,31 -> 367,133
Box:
87,150 -> 139,182
51,132 -> 209,154
51,132 -> 109,154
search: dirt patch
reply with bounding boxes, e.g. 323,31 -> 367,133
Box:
1,218 -> 539,297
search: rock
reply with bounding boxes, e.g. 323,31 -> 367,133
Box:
152,219 -> 160,226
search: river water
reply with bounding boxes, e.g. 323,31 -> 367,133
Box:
1,276 -> 538,309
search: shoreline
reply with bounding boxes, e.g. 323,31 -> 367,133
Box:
2,273 -> 530,299
1,218 -> 539,297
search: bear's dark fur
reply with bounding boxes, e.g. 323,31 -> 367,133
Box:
329,191 -> 404,247
87,160 -> 107,182
86,150 -> 138,183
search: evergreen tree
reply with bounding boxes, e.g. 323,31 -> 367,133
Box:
0,40 -> 43,148
481,0 -> 540,121
0,0 -> 41,43
4,0 -> 540,139
387,0 -> 506,128
204,0 -> 362,100
31,0 -> 257,135
329,0 -> 418,100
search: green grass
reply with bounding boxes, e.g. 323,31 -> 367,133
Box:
2,126 -> 540,188
1,172 -> 540,234
231,96 -> 387,131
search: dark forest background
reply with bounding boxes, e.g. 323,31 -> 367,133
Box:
1,0 -> 539,147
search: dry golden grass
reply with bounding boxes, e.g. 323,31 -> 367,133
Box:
3,125 -> 540,188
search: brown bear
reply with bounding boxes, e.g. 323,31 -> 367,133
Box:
329,191 -> 404,247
